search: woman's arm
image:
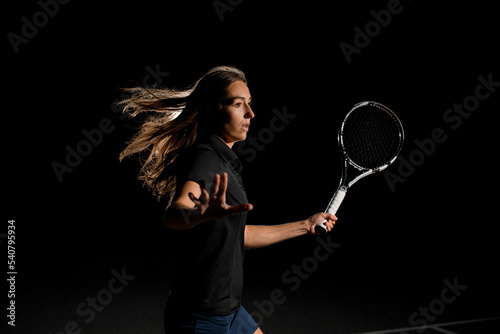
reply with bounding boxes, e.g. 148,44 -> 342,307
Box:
244,213 -> 337,249
164,173 -> 253,230
163,180 -> 207,230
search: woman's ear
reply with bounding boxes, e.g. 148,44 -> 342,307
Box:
203,104 -> 216,122
198,104 -> 222,132
207,103 -> 225,121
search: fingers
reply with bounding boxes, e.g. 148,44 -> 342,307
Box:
218,172 -> 228,200
209,174 -> 220,198
188,192 -> 199,205
324,220 -> 335,232
189,179 -> 211,207
206,173 -> 228,202
199,179 -> 210,203
310,213 -> 338,234
227,203 -> 253,215
322,212 -> 338,222
324,215 -> 337,232
190,173 -> 230,207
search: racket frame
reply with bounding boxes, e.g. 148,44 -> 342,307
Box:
317,101 -> 404,232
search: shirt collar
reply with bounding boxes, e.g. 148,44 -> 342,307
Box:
208,134 -> 239,164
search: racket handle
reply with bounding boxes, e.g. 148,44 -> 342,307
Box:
315,186 -> 347,233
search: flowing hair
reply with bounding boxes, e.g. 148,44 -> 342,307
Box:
118,65 -> 248,202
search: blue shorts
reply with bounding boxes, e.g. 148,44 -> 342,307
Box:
164,305 -> 259,334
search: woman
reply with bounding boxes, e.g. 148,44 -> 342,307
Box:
119,65 -> 337,333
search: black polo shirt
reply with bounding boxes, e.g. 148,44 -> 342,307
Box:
167,134 -> 249,316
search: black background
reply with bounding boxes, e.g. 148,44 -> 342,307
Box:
4,0 -> 500,333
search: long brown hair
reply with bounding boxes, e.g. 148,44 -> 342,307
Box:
118,65 -> 248,202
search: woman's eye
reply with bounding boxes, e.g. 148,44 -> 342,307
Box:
234,102 -> 242,108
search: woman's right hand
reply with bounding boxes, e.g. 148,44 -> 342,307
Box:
189,172 -> 253,221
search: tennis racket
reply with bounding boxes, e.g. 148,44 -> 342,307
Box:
316,101 -> 404,233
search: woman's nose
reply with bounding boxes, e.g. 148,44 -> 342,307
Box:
246,106 -> 255,118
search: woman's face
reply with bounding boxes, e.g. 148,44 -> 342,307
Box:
218,80 -> 255,147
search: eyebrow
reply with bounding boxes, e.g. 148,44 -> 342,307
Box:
221,96 -> 252,105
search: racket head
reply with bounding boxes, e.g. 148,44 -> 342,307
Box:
339,101 -> 404,171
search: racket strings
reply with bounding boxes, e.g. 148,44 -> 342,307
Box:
342,105 -> 402,170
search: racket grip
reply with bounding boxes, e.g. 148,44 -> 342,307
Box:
315,186 -> 347,233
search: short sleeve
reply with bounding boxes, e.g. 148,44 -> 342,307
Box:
179,145 -> 225,190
